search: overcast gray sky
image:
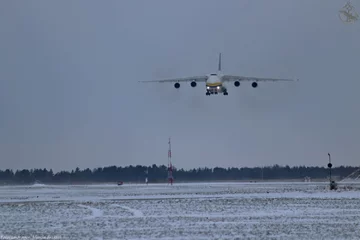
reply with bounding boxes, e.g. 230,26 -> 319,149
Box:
1,0 -> 359,172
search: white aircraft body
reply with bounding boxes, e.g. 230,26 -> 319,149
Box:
139,53 -> 298,96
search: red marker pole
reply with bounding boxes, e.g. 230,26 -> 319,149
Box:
168,138 -> 174,185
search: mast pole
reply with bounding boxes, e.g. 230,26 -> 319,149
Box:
168,137 -> 173,185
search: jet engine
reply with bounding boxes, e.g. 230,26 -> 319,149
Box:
190,81 -> 197,87
252,82 -> 258,88
174,83 -> 180,89
234,81 -> 240,87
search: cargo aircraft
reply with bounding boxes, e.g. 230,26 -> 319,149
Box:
139,53 -> 298,96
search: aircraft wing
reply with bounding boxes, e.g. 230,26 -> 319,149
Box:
139,75 -> 208,83
222,75 -> 298,82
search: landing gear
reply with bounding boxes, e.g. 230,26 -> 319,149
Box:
206,91 -> 228,96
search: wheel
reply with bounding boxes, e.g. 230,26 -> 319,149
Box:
206,92 -> 210,96
223,92 -> 228,96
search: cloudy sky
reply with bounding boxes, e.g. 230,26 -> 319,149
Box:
0,0 -> 359,172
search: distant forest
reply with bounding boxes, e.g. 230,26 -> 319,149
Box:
0,164 -> 359,184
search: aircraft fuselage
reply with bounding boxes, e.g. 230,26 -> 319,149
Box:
205,74 -> 227,95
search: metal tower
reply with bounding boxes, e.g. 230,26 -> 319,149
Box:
145,167 -> 148,185
168,137 -> 174,185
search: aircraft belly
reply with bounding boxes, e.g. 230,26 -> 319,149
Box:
206,82 -> 222,87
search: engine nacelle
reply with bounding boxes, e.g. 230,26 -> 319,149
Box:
190,81 -> 197,87
234,81 -> 240,87
252,82 -> 258,88
174,82 -> 180,89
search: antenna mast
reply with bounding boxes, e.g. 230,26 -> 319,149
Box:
145,167 -> 148,185
168,137 -> 174,185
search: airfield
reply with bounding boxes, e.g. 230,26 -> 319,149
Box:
1,182 -> 360,240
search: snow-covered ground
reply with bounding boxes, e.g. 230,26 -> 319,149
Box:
0,182 -> 360,239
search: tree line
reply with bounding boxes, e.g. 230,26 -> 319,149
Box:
0,164 -> 358,184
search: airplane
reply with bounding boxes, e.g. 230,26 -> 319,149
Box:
139,53 -> 298,96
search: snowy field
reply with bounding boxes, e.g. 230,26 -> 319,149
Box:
1,182 -> 360,240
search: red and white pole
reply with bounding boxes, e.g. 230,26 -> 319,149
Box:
168,137 -> 174,185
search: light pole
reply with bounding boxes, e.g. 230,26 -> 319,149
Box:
328,153 -> 332,183
328,153 -> 337,190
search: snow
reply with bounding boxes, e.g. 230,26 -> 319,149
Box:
78,204 -> 103,219
112,204 -> 144,217
0,182 -> 360,239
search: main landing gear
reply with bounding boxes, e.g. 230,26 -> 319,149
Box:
206,91 -> 228,96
